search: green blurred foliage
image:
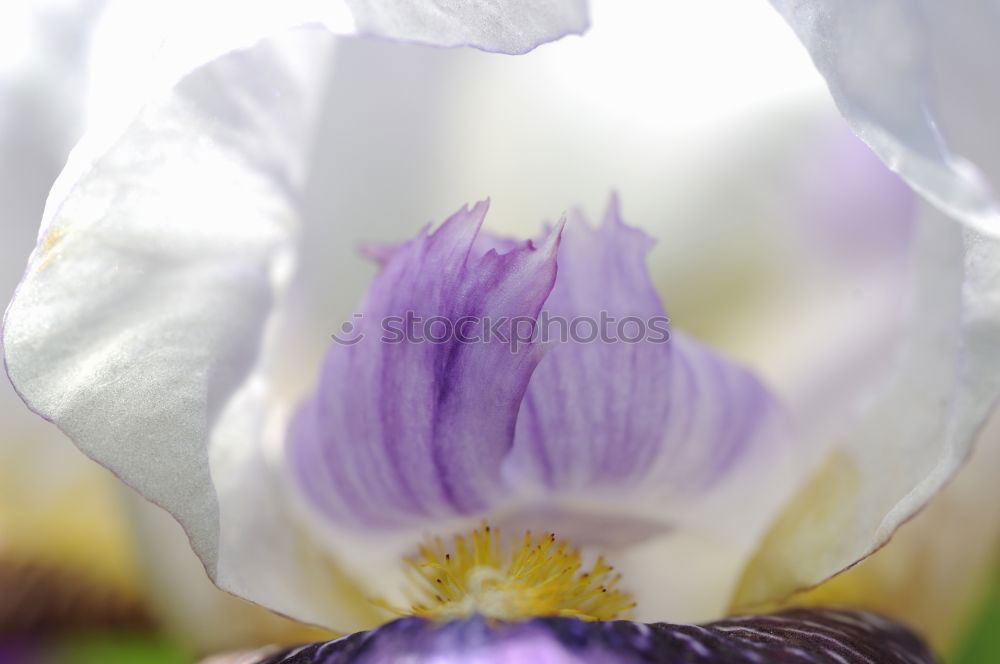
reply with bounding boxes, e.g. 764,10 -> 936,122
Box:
46,633 -> 192,664
953,562 -> 1000,664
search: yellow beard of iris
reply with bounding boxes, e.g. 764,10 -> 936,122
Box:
376,523 -> 635,622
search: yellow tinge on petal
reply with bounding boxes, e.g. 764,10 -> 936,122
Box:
747,414 -> 1000,654
377,523 -> 635,622
731,449 -> 862,609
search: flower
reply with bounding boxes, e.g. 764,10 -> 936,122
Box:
3,0 -> 1000,657
279,196 -> 803,626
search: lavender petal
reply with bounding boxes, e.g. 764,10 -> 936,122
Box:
504,198 -> 787,497
288,202 -> 560,527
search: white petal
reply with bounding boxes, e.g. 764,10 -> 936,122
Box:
770,0 -> 1000,237
345,0 -> 588,54
735,202 -> 1000,606
2,29 -> 378,628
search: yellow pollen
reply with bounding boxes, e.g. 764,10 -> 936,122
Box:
374,522 -> 636,622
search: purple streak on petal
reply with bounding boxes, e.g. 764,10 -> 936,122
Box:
504,196 -> 784,494
288,201 -> 561,527
248,610 -> 935,663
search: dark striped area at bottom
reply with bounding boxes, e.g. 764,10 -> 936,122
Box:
250,608 -> 936,663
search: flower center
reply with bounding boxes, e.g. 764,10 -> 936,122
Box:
377,522 -> 635,622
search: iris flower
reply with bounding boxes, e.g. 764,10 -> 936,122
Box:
3,0 -> 1000,662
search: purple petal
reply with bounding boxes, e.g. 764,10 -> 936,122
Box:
245,609 -> 935,663
504,198 -> 786,495
288,202 -> 560,527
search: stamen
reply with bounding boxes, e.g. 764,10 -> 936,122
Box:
374,522 -> 636,622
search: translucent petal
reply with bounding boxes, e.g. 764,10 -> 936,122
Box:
735,202 -> 1000,606
771,0 -> 1000,236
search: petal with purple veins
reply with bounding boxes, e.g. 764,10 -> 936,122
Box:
500,199 -> 798,558
506,199 -> 788,494
288,201 -> 561,528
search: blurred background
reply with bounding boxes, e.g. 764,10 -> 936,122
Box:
1,0 -> 998,662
